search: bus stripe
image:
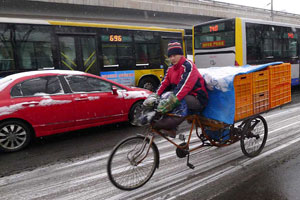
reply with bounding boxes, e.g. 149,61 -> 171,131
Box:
61,60 -> 74,70
235,17 -> 243,66
48,21 -> 184,33
85,59 -> 96,73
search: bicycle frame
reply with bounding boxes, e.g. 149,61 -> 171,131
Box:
133,112 -> 262,170
107,113 -> 268,190
138,114 -> 235,159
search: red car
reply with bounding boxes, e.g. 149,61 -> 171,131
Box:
0,70 -> 151,152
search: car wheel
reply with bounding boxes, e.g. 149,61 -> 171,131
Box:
138,77 -> 159,92
0,120 -> 32,152
129,101 -> 143,125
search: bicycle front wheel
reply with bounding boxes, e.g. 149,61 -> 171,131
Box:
107,135 -> 159,190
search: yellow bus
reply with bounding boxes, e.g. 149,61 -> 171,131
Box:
0,17 -> 186,91
193,17 -> 300,86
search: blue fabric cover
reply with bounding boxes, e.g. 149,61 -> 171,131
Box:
199,62 -> 283,125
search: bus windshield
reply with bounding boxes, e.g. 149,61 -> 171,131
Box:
194,19 -> 235,49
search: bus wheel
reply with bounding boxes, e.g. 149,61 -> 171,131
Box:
138,77 -> 158,92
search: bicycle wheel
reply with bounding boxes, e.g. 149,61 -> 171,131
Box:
240,115 -> 268,157
107,135 -> 159,190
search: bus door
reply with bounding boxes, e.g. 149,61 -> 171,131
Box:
58,35 -> 98,75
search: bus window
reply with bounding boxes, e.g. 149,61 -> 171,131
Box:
135,44 -> 148,65
0,42 -> 14,71
15,25 -> 53,70
117,43 -> 134,68
134,31 -> 154,42
246,23 -> 263,63
184,29 -> 193,57
134,31 -> 161,68
101,34 -> 134,68
273,39 -> 283,57
246,23 -> 291,62
0,24 -> 15,71
102,43 -> 118,67
263,38 -> 273,58
283,31 -> 297,58
261,26 -> 284,59
160,38 -> 172,68
34,43 -> 53,69
148,43 -> 160,66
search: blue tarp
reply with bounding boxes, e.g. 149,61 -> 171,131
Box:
199,62 -> 283,125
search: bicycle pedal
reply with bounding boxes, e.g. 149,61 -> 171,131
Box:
178,134 -> 185,141
187,163 -> 195,169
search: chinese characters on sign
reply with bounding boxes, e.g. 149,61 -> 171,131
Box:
201,40 -> 225,48
101,70 -> 135,86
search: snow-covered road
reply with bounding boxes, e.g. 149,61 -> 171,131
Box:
1,103 -> 300,200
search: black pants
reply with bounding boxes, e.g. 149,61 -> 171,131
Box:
152,95 -> 203,130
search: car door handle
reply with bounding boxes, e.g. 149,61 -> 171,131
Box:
22,102 -> 39,107
74,97 -> 89,101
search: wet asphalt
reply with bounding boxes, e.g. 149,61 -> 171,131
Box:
179,86 -> 300,200
210,145 -> 300,200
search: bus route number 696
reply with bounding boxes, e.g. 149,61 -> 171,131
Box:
110,35 -> 122,42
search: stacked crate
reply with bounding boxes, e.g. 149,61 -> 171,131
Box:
234,73 -> 253,121
234,63 -> 291,122
268,63 -> 292,108
252,70 -> 269,114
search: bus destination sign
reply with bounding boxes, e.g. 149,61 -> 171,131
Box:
109,35 -> 122,42
201,23 -> 225,33
201,40 -> 225,48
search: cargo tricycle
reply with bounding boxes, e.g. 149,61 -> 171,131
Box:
107,107 -> 268,190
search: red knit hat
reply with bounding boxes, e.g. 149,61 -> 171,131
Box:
167,41 -> 183,57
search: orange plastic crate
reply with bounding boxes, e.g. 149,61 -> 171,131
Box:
253,70 -> 269,94
268,63 -> 292,108
235,104 -> 253,121
253,91 -> 269,114
268,63 -> 291,86
234,73 -> 253,121
269,82 -> 291,108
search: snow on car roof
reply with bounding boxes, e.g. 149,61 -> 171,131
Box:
0,70 -> 85,92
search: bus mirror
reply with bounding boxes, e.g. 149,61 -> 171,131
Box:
112,86 -> 118,95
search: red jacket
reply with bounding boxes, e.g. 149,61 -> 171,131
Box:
157,56 -> 208,105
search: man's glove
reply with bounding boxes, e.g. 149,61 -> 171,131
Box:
157,92 -> 180,114
143,93 -> 160,107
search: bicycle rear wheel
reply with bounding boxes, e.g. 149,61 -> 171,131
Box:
240,115 -> 268,157
107,135 -> 159,190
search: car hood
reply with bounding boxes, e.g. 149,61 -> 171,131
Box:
117,87 -> 152,99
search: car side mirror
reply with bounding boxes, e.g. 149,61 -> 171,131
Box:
112,86 -> 118,95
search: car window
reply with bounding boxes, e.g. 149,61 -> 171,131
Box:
65,75 -> 114,93
11,76 -> 63,97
